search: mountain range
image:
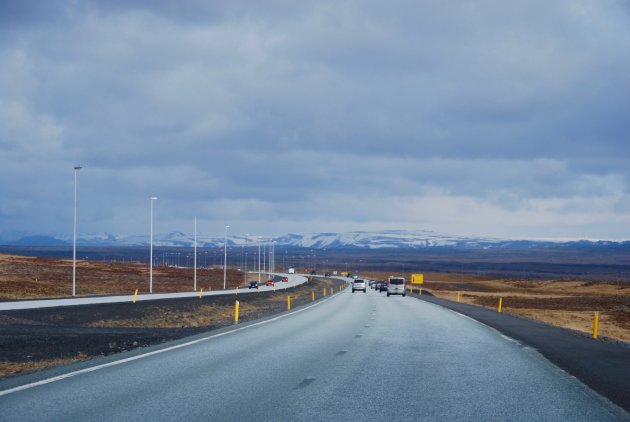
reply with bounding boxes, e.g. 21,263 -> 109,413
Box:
2,230 -> 628,250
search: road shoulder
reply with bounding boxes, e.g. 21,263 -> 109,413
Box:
413,293 -> 630,414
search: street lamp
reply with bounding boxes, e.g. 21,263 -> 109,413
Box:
149,196 -> 158,293
72,165 -> 82,297
258,237 -> 261,283
193,217 -> 197,291
223,225 -> 230,289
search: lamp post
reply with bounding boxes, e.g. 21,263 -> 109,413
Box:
243,233 -> 249,286
193,217 -> 197,291
258,237 -> 261,283
149,196 -> 158,293
223,225 -> 230,289
72,166 -> 82,297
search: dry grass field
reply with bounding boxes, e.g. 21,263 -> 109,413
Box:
362,271 -> 630,343
0,253 -> 246,300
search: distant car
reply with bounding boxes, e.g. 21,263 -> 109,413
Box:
310,270 -> 317,275
249,281 -> 258,289
378,281 -> 387,292
265,280 -> 275,287
281,276 -> 289,282
387,277 -> 406,297
352,278 -> 367,293
324,272 -> 331,277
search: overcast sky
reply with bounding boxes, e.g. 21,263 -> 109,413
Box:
1,0 -> 629,240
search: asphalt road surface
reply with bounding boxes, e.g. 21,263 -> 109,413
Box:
0,288 -> 627,421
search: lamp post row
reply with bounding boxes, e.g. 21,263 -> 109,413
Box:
72,167 -> 240,297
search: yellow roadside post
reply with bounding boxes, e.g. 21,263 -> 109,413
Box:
234,300 -> 239,323
456,292 -> 461,302
498,297 -> 503,313
199,288 -> 203,299
323,288 -> 327,297
312,291 -> 315,302
287,295 -> 291,311
133,289 -> 138,304
593,311 -> 599,339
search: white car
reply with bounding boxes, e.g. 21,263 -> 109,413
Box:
352,279 -> 367,293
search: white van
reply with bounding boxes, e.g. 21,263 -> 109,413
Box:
387,277 -> 406,297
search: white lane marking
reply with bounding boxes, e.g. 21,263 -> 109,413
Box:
0,292 -> 341,397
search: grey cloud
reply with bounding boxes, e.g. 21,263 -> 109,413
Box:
0,0 -> 629,238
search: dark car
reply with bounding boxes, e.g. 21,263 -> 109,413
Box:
249,281 -> 258,289
378,281 -> 387,292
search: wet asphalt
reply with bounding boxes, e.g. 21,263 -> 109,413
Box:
0,288 -> 628,421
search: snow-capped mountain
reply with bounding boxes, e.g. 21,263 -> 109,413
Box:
2,230 -> 628,249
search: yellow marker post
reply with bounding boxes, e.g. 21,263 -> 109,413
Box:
199,288 -> 203,299
323,288 -> 327,297
287,295 -> 291,311
456,292 -> 461,302
498,297 -> 503,313
234,300 -> 239,323
133,289 -> 138,304
593,311 -> 599,339
312,291 -> 315,302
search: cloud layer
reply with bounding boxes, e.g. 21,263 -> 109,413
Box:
1,0 -> 629,240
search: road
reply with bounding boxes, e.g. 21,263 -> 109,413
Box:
0,287 -> 627,421
0,273 -> 307,311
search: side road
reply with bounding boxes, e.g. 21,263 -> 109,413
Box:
413,293 -> 630,414
0,273 -> 309,311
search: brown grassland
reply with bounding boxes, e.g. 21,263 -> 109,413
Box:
362,270 -> 630,343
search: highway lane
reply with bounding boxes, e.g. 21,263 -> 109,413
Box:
0,273 -> 308,311
0,288 -> 627,421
